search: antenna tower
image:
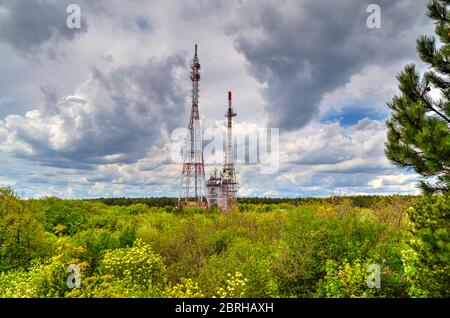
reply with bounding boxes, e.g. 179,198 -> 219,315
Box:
222,91 -> 238,210
179,45 -> 207,208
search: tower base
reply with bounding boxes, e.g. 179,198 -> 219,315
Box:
177,199 -> 208,209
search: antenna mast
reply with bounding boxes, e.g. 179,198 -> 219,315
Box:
179,44 -> 207,208
222,91 -> 238,210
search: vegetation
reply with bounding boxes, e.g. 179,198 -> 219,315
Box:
1,188 -> 447,298
401,195 -> 449,297
382,0 -> 450,298
385,0 -> 450,194
0,0 -> 448,300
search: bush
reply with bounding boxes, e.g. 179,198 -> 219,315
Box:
43,202 -> 87,235
215,272 -> 248,298
274,207 -> 393,297
99,239 -> 167,293
164,278 -> 204,298
402,195 -> 449,297
0,258 -> 69,298
71,229 -> 120,274
199,238 -> 279,298
316,259 -> 399,298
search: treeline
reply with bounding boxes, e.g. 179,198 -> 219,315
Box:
238,195 -> 419,208
90,197 -> 178,207
89,195 -> 419,209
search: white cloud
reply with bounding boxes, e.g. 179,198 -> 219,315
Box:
319,64 -> 405,116
0,0 -> 430,198
0,56 -> 187,167
368,174 -> 418,190
281,118 -> 387,169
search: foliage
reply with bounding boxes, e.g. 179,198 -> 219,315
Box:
316,258 -> 407,298
43,201 -> 87,235
0,257 -> 68,298
385,0 -> 450,194
0,188 -> 51,270
402,195 -> 449,297
215,272 -> 248,298
317,259 -> 376,298
381,0 -> 450,299
199,238 -> 279,298
273,205 -> 392,297
99,239 -> 167,289
164,278 -> 204,298
69,239 -> 167,298
0,187 -> 445,298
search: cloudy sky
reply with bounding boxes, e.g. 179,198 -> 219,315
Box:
0,0 -> 436,198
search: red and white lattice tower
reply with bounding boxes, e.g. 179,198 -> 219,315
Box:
179,44 -> 207,208
222,91 -> 238,210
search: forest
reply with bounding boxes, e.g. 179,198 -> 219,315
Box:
0,187 -> 448,298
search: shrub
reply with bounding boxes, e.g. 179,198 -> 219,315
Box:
215,272 -> 248,298
199,238 -> 279,298
316,259 -> 393,298
274,207 -> 391,297
402,195 -> 449,297
0,258 -> 69,298
43,203 -> 87,235
164,278 -> 204,298
99,239 -> 167,293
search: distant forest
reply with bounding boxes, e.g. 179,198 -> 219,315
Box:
89,195 -> 419,209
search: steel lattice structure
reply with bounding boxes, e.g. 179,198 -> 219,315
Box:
206,92 -> 238,213
179,45 -> 207,208
222,91 -> 238,210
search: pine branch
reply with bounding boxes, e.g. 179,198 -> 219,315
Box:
385,0 -> 450,195
416,84 -> 450,122
427,0 -> 449,23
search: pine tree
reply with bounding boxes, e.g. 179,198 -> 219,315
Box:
386,1 -> 450,297
385,0 -> 450,194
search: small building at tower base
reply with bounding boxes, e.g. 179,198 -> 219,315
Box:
206,169 -> 230,212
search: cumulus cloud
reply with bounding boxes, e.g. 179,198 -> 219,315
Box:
0,55 -> 187,168
0,0 -> 431,197
368,174 -> 418,190
319,64 -> 401,117
228,0 -> 431,130
281,118 -> 387,167
236,117 -> 420,196
0,0 -> 88,58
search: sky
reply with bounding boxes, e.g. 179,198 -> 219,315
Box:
0,0 -> 437,198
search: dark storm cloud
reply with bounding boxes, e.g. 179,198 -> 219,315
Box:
229,0 -> 431,130
1,54 -> 187,168
0,0 -> 88,57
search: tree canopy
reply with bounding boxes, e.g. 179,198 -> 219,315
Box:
385,0 -> 450,194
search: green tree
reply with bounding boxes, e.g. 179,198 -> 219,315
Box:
0,187 -> 50,270
385,0 -> 450,194
385,0 -> 450,298
43,202 -> 87,236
